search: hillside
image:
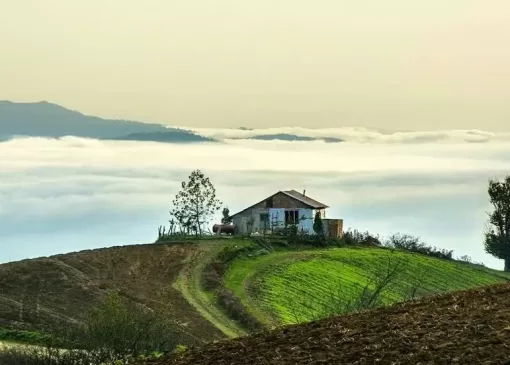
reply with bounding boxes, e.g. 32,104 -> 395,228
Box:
154,282 -> 510,365
0,101 -> 212,143
0,240 -> 509,351
225,246 -> 510,326
0,241 -> 240,346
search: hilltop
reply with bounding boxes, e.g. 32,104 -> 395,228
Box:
0,101 -> 213,143
1,239 -> 508,351
155,282 -> 510,365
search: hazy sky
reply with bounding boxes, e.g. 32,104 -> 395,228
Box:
1,1 -> 509,130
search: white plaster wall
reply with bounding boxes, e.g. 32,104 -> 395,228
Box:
298,208 -> 314,233
269,208 -> 285,229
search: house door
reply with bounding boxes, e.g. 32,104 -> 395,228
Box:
259,213 -> 269,231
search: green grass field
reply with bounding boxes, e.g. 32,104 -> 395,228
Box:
225,246 -> 510,325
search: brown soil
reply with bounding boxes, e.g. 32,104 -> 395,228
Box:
0,242 -> 225,345
154,282 -> 510,365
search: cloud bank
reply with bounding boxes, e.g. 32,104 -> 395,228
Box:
1,135 -> 510,269
185,126 -> 510,144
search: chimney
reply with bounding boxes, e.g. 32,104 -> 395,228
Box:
303,189 -> 306,196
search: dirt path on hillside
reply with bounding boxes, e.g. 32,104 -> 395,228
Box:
173,243 -> 246,339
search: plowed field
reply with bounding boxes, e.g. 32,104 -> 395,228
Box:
154,282 -> 510,365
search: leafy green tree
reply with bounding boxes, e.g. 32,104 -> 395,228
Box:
171,169 -> 222,235
221,207 -> 232,224
484,175 -> 510,271
313,211 -> 324,236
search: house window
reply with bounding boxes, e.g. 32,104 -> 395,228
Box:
266,198 -> 273,208
285,210 -> 300,225
259,213 -> 269,229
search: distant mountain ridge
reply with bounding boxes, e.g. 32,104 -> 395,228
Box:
0,100 -> 343,144
107,131 -> 215,143
241,133 -> 343,143
0,101 -> 214,143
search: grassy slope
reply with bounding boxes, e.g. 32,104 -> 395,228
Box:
225,246 -> 510,325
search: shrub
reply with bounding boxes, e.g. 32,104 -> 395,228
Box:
384,233 -> 454,260
340,229 -> 382,246
0,345 -> 94,365
201,246 -> 263,331
216,288 -> 261,330
0,329 -> 51,346
0,291 -> 181,365
172,344 -> 188,354
458,254 -> 472,263
313,211 -> 324,236
63,291 -> 179,362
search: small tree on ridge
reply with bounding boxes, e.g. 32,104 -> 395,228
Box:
171,169 -> 222,235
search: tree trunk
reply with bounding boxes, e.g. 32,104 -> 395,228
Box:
505,259 -> 510,272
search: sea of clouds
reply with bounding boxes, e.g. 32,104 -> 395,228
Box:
187,126 -> 510,144
1,126 -> 510,269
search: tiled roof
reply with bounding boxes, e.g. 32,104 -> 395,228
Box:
229,190 -> 329,218
282,190 -> 329,209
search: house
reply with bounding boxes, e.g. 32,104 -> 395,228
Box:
229,190 -> 343,238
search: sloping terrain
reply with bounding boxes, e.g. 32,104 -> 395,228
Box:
225,246 -> 510,325
2,240 -> 509,355
0,241 -> 236,345
153,282 -> 510,365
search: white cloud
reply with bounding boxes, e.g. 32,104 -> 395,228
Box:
1,135 -> 509,269
185,126 -> 510,144
2,135 -> 510,174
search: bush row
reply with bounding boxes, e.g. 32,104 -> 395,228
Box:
0,346 -> 162,365
201,246 -> 263,331
280,229 -> 459,263
383,232 -> 454,261
0,328 -> 51,346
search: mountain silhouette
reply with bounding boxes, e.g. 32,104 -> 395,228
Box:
244,133 -> 343,143
0,101 -> 214,143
